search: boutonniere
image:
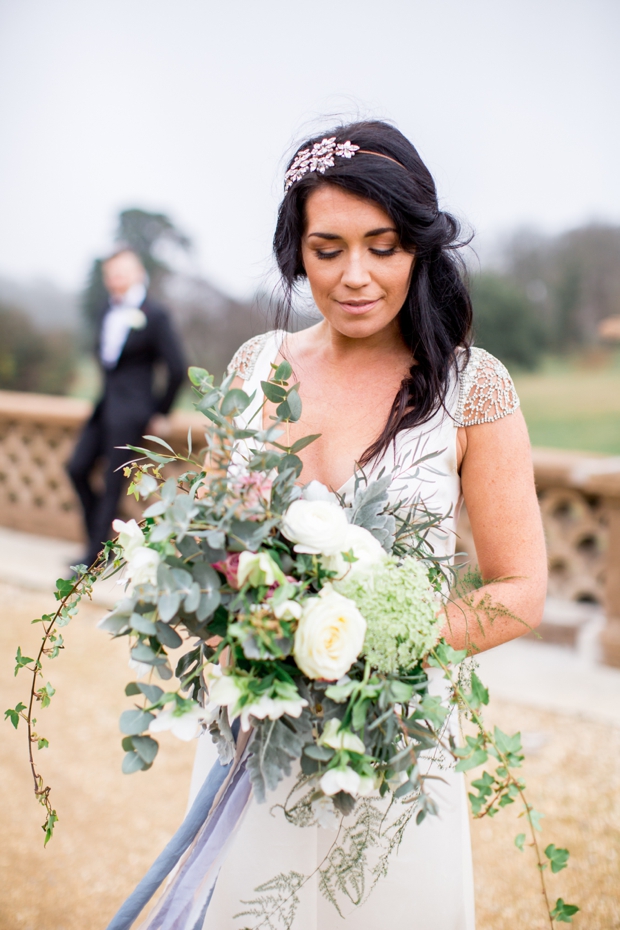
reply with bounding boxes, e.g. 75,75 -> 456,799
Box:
126,308 -> 147,330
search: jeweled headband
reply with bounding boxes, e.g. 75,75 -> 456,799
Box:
284,137 -> 404,192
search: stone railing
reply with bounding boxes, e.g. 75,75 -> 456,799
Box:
1,390 -> 619,666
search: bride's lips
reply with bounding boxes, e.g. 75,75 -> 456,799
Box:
335,298 -> 381,315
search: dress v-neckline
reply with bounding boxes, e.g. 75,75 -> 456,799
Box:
256,330 -> 363,498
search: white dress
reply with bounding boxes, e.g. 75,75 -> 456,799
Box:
189,331 -> 520,930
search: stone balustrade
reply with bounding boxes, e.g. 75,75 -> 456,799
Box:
1,389 -> 619,666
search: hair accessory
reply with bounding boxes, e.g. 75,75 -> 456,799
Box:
284,137 -> 360,191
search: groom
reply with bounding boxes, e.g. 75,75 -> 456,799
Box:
67,248 -> 186,567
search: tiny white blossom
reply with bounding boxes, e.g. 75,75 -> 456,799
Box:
149,703 -> 207,741
320,766 -> 361,797
112,518 -> 145,560
320,718 -> 365,755
273,599 -> 302,621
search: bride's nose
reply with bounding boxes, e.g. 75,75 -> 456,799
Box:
340,251 -> 373,289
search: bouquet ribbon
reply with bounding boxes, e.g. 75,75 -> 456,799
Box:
107,725 -> 252,930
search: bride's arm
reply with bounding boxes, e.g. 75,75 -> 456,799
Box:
442,409 -> 547,654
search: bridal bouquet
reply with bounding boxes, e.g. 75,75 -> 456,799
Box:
102,361 -> 451,823
7,360 -> 579,928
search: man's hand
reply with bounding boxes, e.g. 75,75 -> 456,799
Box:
147,413 -> 172,438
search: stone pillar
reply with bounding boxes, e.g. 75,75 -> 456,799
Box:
601,498 -> 620,667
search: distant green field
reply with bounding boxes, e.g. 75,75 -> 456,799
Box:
513,352 -> 620,455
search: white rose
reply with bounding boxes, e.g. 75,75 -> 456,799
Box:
293,586 -> 366,680
281,499 -> 349,556
149,703 -> 207,741
126,546 -> 161,588
320,717 -> 365,754
322,524 -> 387,583
237,551 -> 285,588
113,518 -> 145,560
302,480 -> 339,504
320,765 -> 361,797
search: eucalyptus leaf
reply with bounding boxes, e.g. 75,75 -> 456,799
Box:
136,682 -> 164,703
122,750 -> 146,774
273,360 -> 292,383
158,591 -> 181,622
285,388 -> 302,421
184,582 -> 201,613
155,621 -> 183,649
129,613 -> 157,635
260,380 -> 287,403
277,454 -> 303,477
131,642 -> 158,664
142,500 -> 167,518
132,735 -> 159,764
289,434 -> 321,454
119,709 -> 155,735
196,390 -> 220,412
98,613 -> 130,634
221,388 -> 251,416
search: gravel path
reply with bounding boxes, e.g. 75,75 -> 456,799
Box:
2,582 -> 618,929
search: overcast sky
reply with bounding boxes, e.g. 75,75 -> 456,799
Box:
1,0 -> 619,300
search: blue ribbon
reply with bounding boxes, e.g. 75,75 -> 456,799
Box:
106,756 -> 232,930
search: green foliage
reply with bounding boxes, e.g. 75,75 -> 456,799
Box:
545,843 -> 570,874
14,646 -> 35,676
4,702 -> 27,728
471,272 -> 547,370
247,712 -> 313,803
0,302 -> 76,393
550,898 -> 580,922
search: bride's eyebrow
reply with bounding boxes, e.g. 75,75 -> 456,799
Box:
307,226 -> 398,240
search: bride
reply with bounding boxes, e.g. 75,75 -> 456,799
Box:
189,120 -> 547,929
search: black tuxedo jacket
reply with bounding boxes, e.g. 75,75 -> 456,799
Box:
92,296 -> 186,428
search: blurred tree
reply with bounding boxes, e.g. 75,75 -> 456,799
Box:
471,272 -> 546,370
500,223 -> 620,351
81,208 -> 192,340
0,302 -> 76,393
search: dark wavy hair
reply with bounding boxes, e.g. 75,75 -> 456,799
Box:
273,120 -> 472,466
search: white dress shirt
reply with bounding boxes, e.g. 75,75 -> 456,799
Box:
100,282 -> 148,368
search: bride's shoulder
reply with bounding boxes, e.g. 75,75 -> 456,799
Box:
226,331 -> 280,381
453,346 -> 520,427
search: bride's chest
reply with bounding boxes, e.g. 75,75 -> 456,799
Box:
262,371 -> 402,491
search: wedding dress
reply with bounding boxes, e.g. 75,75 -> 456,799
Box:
188,330 -> 520,930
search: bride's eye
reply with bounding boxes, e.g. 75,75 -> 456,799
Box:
316,249 -> 342,260
370,247 -> 398,257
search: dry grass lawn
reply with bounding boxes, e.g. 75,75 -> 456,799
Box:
1,581 -> 619,929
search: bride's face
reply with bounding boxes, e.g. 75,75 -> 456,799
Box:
301,185 -> 415,339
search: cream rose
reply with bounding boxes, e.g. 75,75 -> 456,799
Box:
281,499 -> 350,556
293,586 -> 366,680
322,524 -> 387,584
